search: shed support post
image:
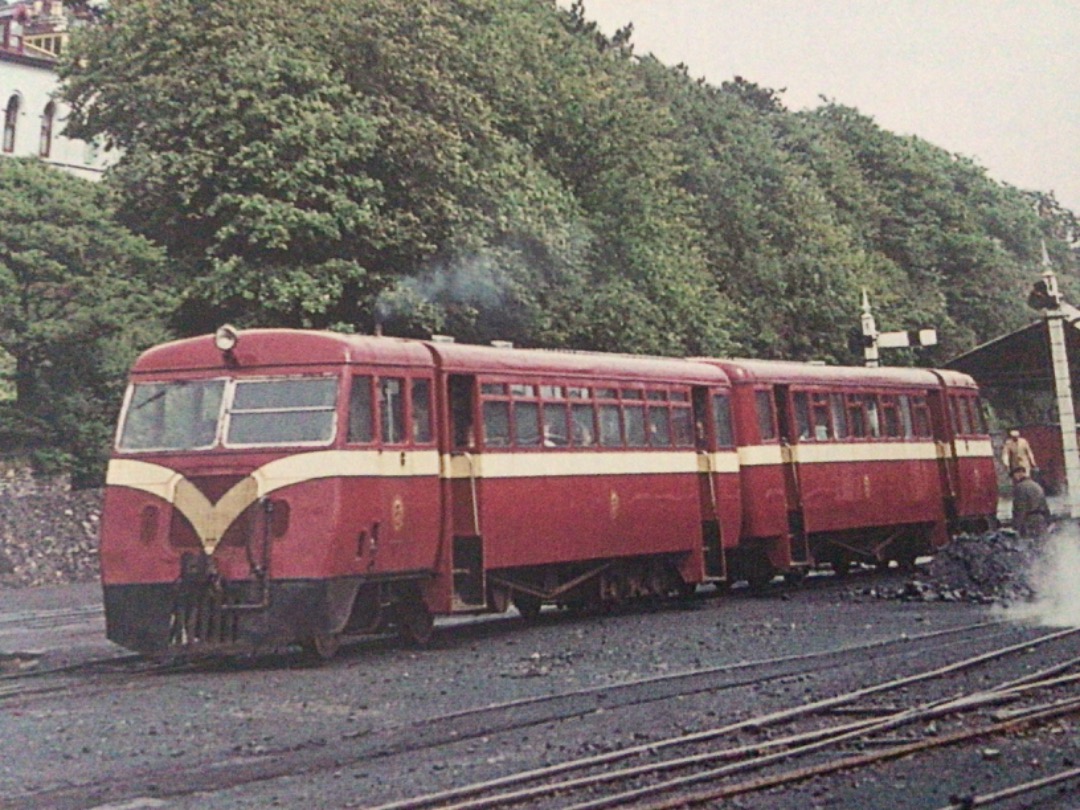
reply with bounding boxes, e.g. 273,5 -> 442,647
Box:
1045,311 -> 1080,518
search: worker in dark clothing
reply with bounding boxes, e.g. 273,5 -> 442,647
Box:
1011,467 -> 1049,538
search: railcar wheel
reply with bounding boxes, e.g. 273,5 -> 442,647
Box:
898,551 -> 918,574
302,633 -> 341,661
487,584 -> 511,613
747,572 -> 774,591
396,599 -> 435,646
513,593 -> 542,621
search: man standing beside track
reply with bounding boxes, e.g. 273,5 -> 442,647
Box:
1001,428 -> 1036,476
1010,466 -> 1050,538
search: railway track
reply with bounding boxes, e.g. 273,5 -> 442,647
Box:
0,604 -> 102,632
8,618 -> 1067,810
365,626 -> 1080,810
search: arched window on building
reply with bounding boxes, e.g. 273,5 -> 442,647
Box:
3,94 -> 20,153
39,101 -> 55,158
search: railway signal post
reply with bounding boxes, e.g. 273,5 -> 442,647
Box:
859,291 -> 937,368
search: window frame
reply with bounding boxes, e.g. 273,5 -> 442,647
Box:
755,389 -> 778,442
39,100 -> 54,158
223,375 -> 340,449
3,93 -> 20,153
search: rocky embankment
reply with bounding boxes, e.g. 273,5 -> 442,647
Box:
0,471 -> 101,588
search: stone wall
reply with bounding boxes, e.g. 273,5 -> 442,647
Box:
0,469 -> 101,587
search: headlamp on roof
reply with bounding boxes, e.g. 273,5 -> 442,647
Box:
214,324 -> 239,353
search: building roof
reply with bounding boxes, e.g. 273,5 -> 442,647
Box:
945,318 -> 1080,390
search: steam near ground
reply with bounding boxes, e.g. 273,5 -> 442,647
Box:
1009,523 -> 1080,627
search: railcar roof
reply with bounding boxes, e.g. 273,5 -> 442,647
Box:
427,342 -> 729,385
697,357 -> 977,389
132,330 -> 435,373
132,330 -> 730,385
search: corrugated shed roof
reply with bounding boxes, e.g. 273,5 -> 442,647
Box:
945,318 -> 1080,389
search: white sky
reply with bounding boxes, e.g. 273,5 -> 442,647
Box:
570,0 -> 1080,214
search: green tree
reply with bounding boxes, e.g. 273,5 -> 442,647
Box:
60,0 -> 733,356
805,103 -> 1070,358
0,158 -> 172,484
61,0 -> 388,332
59,0 -> 1077,368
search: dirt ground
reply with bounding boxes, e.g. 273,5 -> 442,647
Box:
2,567 -> 1078,810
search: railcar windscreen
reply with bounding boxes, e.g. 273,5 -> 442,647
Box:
117,376 -> 339,451
118,380 -> 226,451
226,378 -> 338,446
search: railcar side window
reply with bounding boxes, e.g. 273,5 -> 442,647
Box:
881,396 -> 902,438
119,379 -> 226,451
712,394 -> 734,447
910,396 -> 933,437
974,396 -> 989,433
510,383 -> 536,398
450,376 -> 475,449
624,401 -> 647,447
542,403 -> 569,446
847,394 -> 866,438
648,405 -> 672,446
483,401 -> 510,446
514,401 -> 541,446
412,378 -> 432,443
672,406 -> 694,447
380,378 -> 406,444
598,403 -> 622,447
811,394 -> 831,440
950,396 -> 972,435
961,396 -> 983,434
793,392 -> 812,440
864,395 -> 881,438
348,376 -> 374,442
571,403 -> 596,446
228,378 -> 337,446
755,390 -> 776,441
830,394 -> 848,439
898,395 -> 914,438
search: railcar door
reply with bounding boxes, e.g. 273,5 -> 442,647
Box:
691,390 -> 725,578
927,387 -> 960,526
445,374 -> 486,610
692,388 -> 728,580
773,386 -> 810,565
357,372 -> 443,576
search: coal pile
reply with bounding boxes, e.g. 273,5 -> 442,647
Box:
857,530 -> 1042,605
0,471 -> 102,588
917,531 -> 1040,603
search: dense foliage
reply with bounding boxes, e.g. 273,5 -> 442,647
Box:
0,158 -> 171,484
17,0 -> 1077,479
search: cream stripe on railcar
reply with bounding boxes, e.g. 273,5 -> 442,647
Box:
440,449 -> 740,479
952,438 -> 993,458
106,450 -> 441,554
737,442 -> 941,466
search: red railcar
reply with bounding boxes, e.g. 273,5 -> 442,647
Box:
100,330 -> 738,657
100,329 -> 996,658
699,359 -> 996,581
